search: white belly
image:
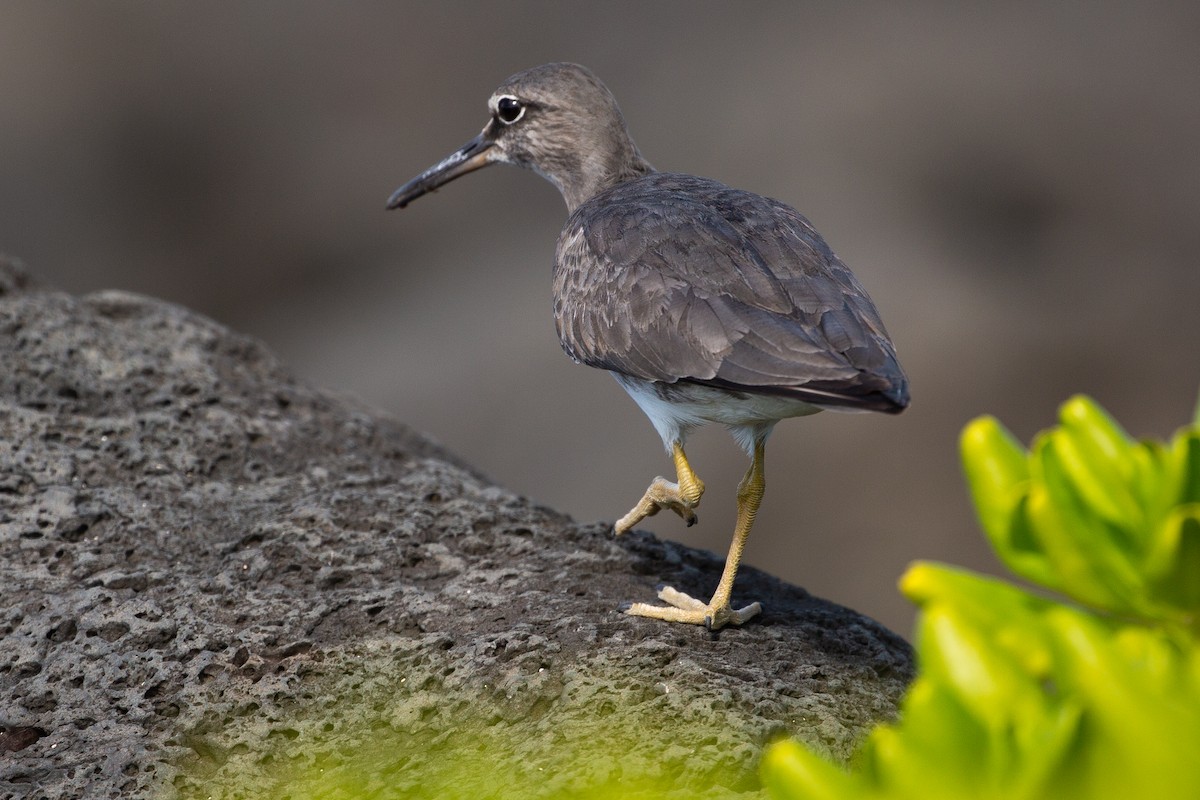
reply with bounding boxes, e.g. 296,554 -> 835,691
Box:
612,372 -> 822,453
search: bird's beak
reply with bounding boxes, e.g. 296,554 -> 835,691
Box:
387,129 -> 497,209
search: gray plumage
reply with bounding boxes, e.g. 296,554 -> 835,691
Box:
554,172 -> 908,413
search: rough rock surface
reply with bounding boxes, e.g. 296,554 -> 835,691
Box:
0,257 -> 913,799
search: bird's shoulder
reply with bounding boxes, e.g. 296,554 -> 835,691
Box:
557,172 -> 836,288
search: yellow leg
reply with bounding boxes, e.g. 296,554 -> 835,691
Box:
626,438 -> 766,629
614,442 -> 706,535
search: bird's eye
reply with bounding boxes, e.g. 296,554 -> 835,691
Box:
496,96 -> 525,124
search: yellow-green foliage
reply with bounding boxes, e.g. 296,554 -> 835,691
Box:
963,395 -> 1200,624
170,650 -> 763,800
763,396 -> 1200,800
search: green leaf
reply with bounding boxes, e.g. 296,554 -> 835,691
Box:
1175,431 -> 1200,506
1008,701 -> 1084,800
901,562 -> 1051,623
1057,396 -> 1132,467
901,563 -> 1055,676
1129,439 -> 1175,542
857,676 -> 998,799
761,740 -> 857,800
960,416 -> 1029,538
960,417 -> 1054,584
1043,611 -> 1200,798
1053,396 -> 1141,530
1144,505 -> 1200,613
1028,434 -> 1143,610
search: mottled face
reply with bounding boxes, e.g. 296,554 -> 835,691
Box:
478,91 -> 542,173
388,63 -> 647,213
484,64 -> 619,175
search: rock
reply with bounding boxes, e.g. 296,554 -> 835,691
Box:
0,255 -> 913,799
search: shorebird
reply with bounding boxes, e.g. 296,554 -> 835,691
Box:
387,63 -> 909,630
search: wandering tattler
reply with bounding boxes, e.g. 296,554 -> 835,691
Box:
387,63 -> 909,630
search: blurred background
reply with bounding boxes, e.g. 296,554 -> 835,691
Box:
2,2 -> 1198,636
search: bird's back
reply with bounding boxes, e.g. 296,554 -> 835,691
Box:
554,172 -> 909,413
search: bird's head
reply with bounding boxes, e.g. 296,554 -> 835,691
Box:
387,63 -> 651,214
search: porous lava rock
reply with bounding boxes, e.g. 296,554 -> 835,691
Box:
0,257 -> 913,799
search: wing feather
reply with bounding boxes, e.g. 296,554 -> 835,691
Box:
553,173 -> 909,411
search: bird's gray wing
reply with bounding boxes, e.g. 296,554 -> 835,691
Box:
553,174 -> 908,411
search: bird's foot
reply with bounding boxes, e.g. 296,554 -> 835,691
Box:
625,585 -> 762,630
614,477 -> 701,535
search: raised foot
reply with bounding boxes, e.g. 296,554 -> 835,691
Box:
625,585 -> 762,630
613,476 -> 701,535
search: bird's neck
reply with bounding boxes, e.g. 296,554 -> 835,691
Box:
557,148 -> 655,213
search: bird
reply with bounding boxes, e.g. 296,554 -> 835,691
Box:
387,63 -> 909,630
